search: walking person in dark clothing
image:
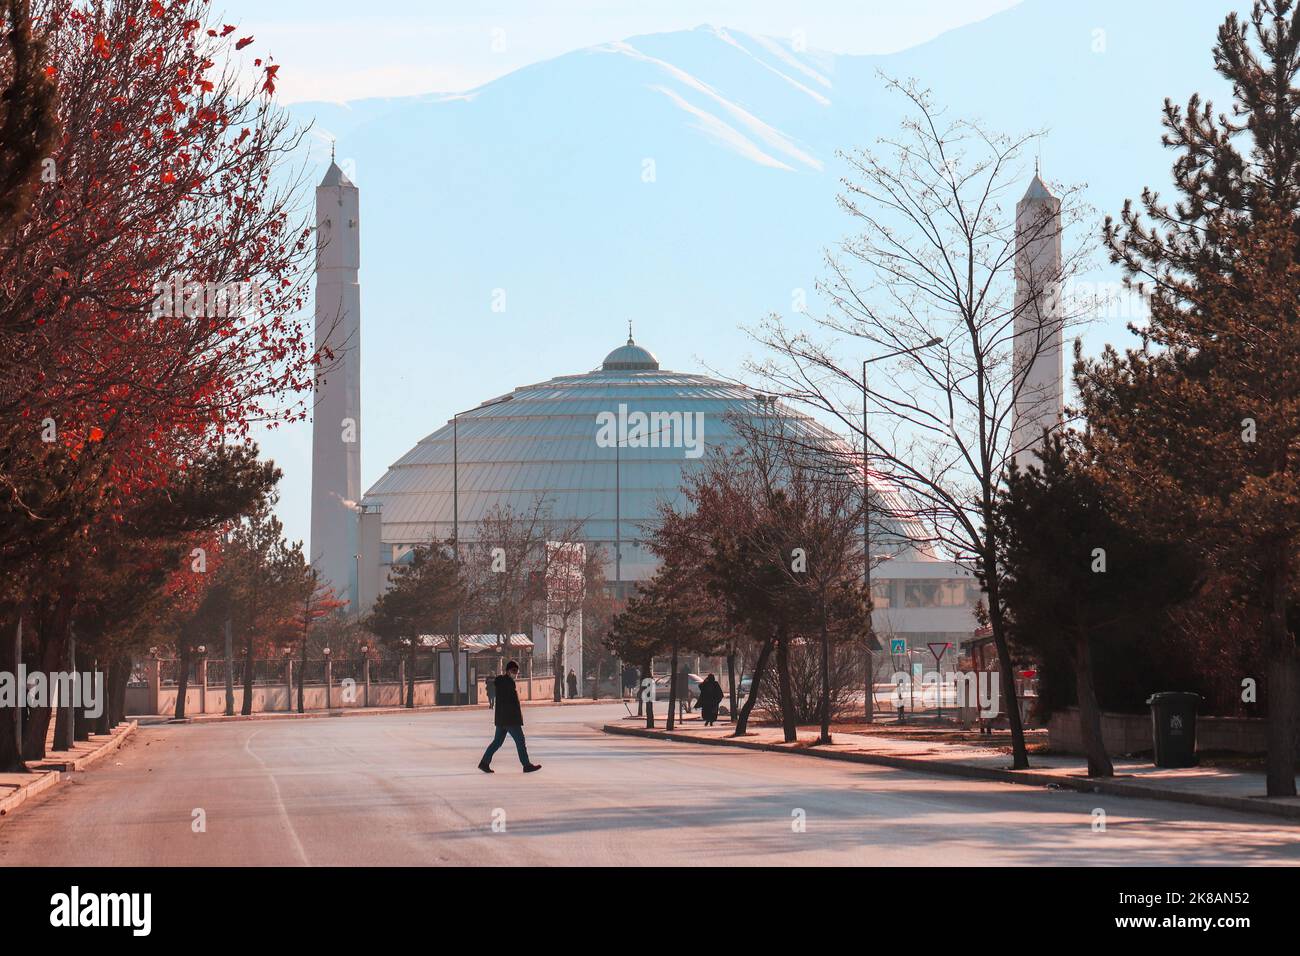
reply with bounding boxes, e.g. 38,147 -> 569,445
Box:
698,673 -> 724,726
566,669 -> 578,699
478,660 -> 541,773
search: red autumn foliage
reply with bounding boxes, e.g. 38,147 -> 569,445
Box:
0,0 -> 319,578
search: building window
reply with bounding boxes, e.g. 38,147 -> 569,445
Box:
903,580 -> 979,608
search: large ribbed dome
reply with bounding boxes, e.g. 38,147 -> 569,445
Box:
363,338 -> 923,585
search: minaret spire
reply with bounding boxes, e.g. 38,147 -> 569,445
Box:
1011,169 -> 1063,470
310,160 -> 362,611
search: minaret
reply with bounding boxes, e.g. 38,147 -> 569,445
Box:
310,156 -> 361,609
1011,169 -> 1063,471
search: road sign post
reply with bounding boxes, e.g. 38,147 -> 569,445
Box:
928,642 -> 950,719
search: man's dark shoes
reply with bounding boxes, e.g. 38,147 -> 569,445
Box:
523,763 -> 542,773
477,761 -> 494,773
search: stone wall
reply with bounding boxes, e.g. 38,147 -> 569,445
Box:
1048,707 -> 1284,756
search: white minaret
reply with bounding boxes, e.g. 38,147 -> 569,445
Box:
310,156 -> 361,608
1011,170 -> 1063,471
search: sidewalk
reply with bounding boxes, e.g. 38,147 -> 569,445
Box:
148,696 -> 618,725
0,720 -> 137,820
603,717 -> 1300,822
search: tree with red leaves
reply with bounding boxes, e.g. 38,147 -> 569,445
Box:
0,0 -> 318,769
0,0 -> 58,232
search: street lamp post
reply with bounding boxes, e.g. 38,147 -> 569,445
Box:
863,337 -> 942,722
453,396 -> 513,706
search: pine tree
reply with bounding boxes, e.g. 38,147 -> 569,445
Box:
995,433 -> 1198,777
1083,1 -> 1300,795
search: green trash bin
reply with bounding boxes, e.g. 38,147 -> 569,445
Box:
1146,692 -> 1199,768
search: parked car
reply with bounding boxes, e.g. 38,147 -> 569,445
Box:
652,672 -> 702,704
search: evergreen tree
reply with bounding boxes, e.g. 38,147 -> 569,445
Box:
1083,0 -> 1300,795
995,433 -> 1199,776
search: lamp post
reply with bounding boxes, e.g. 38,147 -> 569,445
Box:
863,337 -> 942,721
452,395 -> 513,706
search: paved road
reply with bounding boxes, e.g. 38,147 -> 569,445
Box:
1,703 -> 1296,866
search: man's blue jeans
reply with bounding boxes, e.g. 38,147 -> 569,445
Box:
482,725 -> 530,767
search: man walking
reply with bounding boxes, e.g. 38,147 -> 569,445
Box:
478,660 -> 541,773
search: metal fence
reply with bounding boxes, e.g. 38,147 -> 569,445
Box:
153,655 -> 504,689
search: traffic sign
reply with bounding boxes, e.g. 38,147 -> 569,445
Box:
927,642 -> 951,663
890,638 -> 906,656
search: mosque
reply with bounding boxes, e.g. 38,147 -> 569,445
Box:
308,159 -> 1061,675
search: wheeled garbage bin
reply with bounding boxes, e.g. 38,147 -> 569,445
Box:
1146,691 -> 1199,768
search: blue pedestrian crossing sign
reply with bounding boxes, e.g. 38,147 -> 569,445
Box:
890,638 -> 906,656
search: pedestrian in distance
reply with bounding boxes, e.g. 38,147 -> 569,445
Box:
485,673 -> 496,709
698,673 -> 724,726
478,660 -> 541,774
567,669 -> 578,699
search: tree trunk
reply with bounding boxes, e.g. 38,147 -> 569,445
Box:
775,632 -> 796,744
74,652 -> 94,741
1073,627 -> 1112,778
53,627 -> 75,751
863,647 -> 875,723
642,657 -> 654,729
0,610 -> 25,772
175,640 -> 191,720
589,658 -> 600,701
725,646 -> 737,723
23,702 -> 52,760
108,657 -> 129,726
736,637 -> 773,737
100,657 -> 128,731
666,643 -> 680,732
552,651 -> 563,703
23,610 -> 67,760
1264,556 -> 1298,797
984,572 -> 1029,769
636,665 -> 644,716
405,643 -> 416,708
818,606 -> 831,745
240,633 -> 255,716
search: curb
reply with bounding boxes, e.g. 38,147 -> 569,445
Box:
148,697 -> 618,725
0,770 -> 60,818
603,724 -> 1300,823
0,721 -> 138,820
41,720 -> 139,772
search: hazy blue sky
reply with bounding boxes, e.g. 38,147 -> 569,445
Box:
213,0 -> 1023,102
216,0 -> 1238,553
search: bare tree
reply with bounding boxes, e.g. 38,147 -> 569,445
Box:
746,79 -> 1094,768
541,538 -> 587,703
461,498 -> 555,668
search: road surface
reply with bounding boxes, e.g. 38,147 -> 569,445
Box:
1,703 -> 1296,866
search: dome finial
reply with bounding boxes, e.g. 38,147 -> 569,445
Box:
627,319 -> 634,346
